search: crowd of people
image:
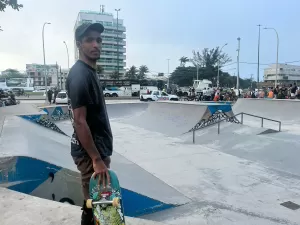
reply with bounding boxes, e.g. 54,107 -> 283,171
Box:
243,83 -> 299,99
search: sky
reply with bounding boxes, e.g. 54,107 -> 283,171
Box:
1,0 -> 300,81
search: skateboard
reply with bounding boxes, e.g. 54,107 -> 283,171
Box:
86,170 -> 126,225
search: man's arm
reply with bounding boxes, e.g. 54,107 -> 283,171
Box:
73,106 -> 102,162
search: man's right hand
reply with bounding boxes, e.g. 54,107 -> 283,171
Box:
92,157 -> 111,187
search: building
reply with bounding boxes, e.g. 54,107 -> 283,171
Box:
26,63 -> 64,88
264,63 -> 300,86
74,7 -> 126,78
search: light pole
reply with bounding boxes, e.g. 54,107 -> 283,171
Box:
217,43 -> 228,88
115,9 -> 121,77
236,37 -> 241,92
167,59 -> 170,88
42,22 -> 51,102
264,27 -> 279,87
63,41 -> 69,90
257,24 -> 262,83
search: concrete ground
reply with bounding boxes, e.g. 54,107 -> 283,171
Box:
0,188 -> 165,225
1,99 -> 300,224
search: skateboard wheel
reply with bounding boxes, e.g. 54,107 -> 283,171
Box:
86,199 -> 93,209
112,197 -> 120,207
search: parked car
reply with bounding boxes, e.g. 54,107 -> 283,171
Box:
55,91 -> 68,104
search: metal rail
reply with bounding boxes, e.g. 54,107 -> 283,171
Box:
192,112 -> 281,144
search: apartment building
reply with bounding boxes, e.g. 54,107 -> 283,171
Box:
264,63 -> 300,86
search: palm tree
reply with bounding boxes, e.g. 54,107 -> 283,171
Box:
110,71 -> 120,80
125,66 -> 138,80
137,65 -> 149,80
179,56 -> 189,67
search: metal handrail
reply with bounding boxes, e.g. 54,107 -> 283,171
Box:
192,112 -> 282,144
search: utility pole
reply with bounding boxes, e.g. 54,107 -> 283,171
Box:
115,9 -> 121,77
250,74 -> 253,89
257,24 -> 261,84
167,59 -> 170,89
236,37 -> 241,92
42,22 -> 51,103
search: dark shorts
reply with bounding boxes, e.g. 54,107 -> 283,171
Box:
73,155 -> 111,200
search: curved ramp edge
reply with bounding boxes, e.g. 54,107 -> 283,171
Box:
0,156 -> 177,217
0,116 -> 186,217
121,101 -> 235,136
0,187 -> 166,225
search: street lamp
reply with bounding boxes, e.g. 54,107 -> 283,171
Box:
264,27 -> 279,87
42,22 -> 51,102
236,37 -> 241,92
167,59 -> 170,88
217,43 -> 228,88
115,9 -> 121,77
63,41 -> 69,90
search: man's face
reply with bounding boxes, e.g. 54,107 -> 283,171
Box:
78,30 -> 102,61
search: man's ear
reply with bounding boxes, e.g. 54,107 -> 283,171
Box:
76,41 -> 81,48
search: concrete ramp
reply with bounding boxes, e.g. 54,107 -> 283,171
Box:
0,188 -> 166,225
122,101 -> 234,136
233,98 -> 300,122
0,116 -> 189,217
106,102 -> 149,120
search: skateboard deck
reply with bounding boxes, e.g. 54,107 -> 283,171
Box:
86,170 -> 126,225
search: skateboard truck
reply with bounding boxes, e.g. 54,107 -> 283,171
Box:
86,197 -> 120,209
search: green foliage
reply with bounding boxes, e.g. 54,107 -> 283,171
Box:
137,65 -> 149,80
125,65 -> 138,80
1,68 -> 25,78
110,71 -> 121,80
96,65 -> 104,74
125,65 -> 150,80
179,56 -> 189,67
0,0 -> 23,12
192,47 -> 232,68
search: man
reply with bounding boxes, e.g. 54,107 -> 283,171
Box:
66,22 -> 113,225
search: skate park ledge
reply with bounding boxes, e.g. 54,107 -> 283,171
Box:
0,187 -> 166,225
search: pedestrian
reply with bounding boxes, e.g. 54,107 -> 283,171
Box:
66,22 -> 113,225
47,89 -> 53,104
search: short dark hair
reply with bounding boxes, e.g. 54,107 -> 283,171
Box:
75,22 -> 104,42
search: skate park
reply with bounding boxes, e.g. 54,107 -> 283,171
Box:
1,99 -> 300,225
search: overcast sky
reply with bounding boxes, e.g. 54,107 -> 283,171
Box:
1,0 -> 300,80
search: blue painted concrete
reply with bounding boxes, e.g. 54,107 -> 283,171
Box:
0,156 -> 176,217
19,114 -> 68,136
207,104 -> 232,114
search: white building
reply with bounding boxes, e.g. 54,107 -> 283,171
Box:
264,64 -> 300,85
74,8 -> 126,77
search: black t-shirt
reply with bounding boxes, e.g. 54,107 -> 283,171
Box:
66,60 -> 113,158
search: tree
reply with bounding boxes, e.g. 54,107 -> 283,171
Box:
125,66 -> 138,80
192,47 -> 231,68
110,71 -> 121,80
137,65 -> 149,80
1,68 -> 24,78
96,65 -> 104,74
0,0 -> 23,12
169,66 -> 198,87
179,56 -> 189,67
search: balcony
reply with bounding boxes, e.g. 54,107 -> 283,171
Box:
102,32 -> 126,39
98,61 -> 126,67
102,47 -> 126,53
104,24 -> 126,32
101,54 -> 126,60
102,39 -> 126,46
